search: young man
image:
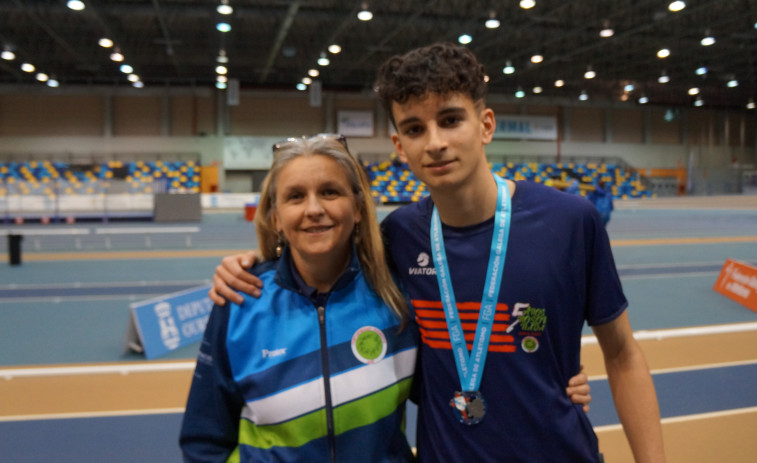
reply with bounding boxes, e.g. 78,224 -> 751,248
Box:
210,43 -> 665,461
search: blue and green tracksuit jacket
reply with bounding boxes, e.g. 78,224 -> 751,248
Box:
180,248 -> 418,462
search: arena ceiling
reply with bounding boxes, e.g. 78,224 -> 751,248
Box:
1,0 -> 755,110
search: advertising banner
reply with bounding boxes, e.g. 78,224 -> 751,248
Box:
124,285 -> 213,359
493,115 -> 558,140
713,259 -> 757,313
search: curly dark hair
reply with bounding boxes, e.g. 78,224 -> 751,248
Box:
374,42 -> 487,126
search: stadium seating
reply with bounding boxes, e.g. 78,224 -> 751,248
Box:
0,160 -> 201,198
364,159 -> 652,204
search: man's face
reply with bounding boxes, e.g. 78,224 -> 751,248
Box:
390,92 -> 494,193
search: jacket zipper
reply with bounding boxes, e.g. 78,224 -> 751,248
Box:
317,304 -> 337,463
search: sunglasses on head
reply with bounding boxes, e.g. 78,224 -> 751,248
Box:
271,133 -> 348,154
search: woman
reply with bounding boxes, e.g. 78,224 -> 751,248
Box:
180,135 -> 417,462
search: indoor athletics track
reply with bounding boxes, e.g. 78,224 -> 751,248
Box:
1,196 -> 756,462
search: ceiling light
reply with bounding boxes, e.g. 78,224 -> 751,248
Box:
484,75 -> 490,83
554,79 -> 564,87
328,44 -> 342,54
120,64 -> 133,74
696,66 -> 708,75
520,0 -> 536,9
1,49 -> 15,61
700,34 -> 715,46
216,22 -> 231,32
36,73 -> 49,82
127,74 -> 140,82
308,69 -> 320,77
357,3 -> 373,21
658,71 -> 670,83
584,66 -> 596,79
727,79 -> 739,88
67,1 -> 85,11
133,81 -> 144,88
215,65 -> 227,75
216,0 -> 233,15
110,50 -> 124,62
216,82 -> 227,90
531,54 -> 543,64
747,99 -> 755,109
657,48 -> 670,58
515,88 -> 525,98
668,1 -> 685,12
458,34 -> 473,45
688,87 -> 699,95
296,83 -> 307,91
485,11 -> 500,29
599,20 -> 614,38
503,61 -> 515,74
47,78 -> 60,88
639,95 -> 649,104
317,53 -> 330,66
579,91 -> 589,101
533,86 -> 543,94
694,97 -> 704,107
98,38 -> 114,48
217,49 -> 228,63
21,63 -> 35,73
302,77 -> 312,85
217,75 -> 228,83
624,84 -> 635,92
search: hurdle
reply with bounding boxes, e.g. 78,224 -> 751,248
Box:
0,227 -> 91,251
94,226 -> 200,249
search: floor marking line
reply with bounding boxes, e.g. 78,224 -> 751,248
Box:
582,322 -> 757,346
593,406 -> 757,433
5,323 -> 755,378
617,260 -> 756,270
0,408 -> 185,423
0,249 -> 252,262
620,271 -> 720,280
0,280 -> 210,290
0,361 -> 196,379
587,359 -> 757,381
611,236 -> 757,247
0,295 -> 174,303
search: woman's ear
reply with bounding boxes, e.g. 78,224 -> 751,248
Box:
271,210 -> 282,234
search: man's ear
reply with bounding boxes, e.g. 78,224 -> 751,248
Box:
480,107 -> 495,145
391,134 -> 409,163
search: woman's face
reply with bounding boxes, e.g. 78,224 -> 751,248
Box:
272,154 -> 361,269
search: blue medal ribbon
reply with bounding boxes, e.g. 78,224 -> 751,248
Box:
430,175 -> 512,392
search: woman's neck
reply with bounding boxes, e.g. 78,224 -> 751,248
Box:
291,247 -> 351,293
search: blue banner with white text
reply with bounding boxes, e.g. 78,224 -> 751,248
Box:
128,285 -> 212,359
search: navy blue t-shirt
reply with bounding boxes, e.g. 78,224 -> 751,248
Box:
382,179 -> 627,462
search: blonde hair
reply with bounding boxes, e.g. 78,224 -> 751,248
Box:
254,137 -> 409,326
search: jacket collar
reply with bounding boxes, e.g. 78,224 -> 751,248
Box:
273,244 -> 361,297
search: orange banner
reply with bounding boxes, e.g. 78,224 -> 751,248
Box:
713,259 -> 757,313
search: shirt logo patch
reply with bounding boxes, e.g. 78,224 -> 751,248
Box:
409,252 -> 436,276
521,336 -> 540,353
351,326 -> 387,364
